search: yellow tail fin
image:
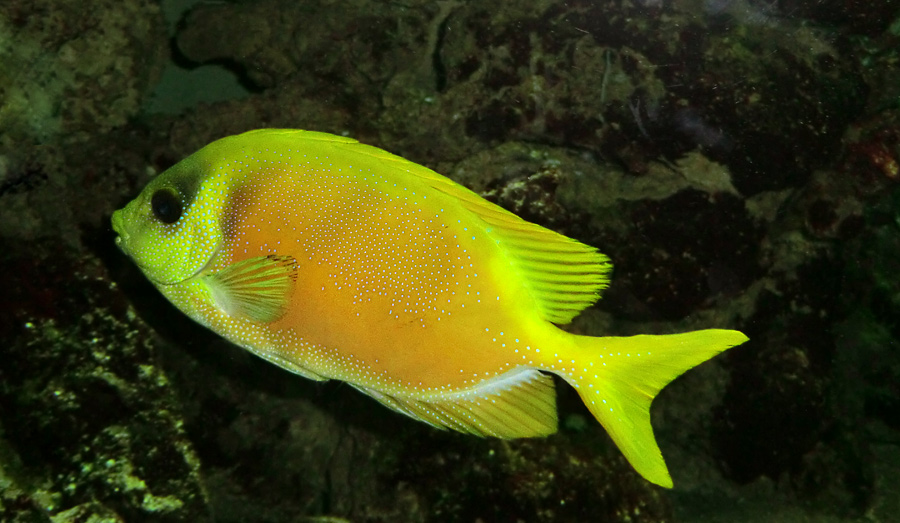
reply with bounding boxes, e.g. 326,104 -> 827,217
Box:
565,329 -> 748,488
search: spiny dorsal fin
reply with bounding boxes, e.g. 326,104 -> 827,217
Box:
354,369 -> 558,438
205,255 -> 298,323
344,141 -> 611,324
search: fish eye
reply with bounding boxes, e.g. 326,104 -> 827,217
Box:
151,189 -> 183,224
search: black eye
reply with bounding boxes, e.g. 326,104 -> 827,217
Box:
151,189 -> 183,224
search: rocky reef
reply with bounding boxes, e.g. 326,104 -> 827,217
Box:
2,0 -> 900,521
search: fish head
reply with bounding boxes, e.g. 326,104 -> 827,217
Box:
112,154 -> 226,286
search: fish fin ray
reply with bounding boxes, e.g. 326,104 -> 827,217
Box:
204,255 -> 298,323
322,133 -> 609,324
377,166 -> 608,323
355,369 -> 558,438
563,329 -> 748,488
452,193 -> 610,324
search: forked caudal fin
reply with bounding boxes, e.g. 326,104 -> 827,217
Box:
563,329 -> 748,488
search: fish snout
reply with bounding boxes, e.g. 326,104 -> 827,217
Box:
111,209 -> 130,253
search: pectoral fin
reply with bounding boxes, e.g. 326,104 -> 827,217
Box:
205,255 -> 298,323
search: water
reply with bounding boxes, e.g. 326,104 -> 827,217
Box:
1,0 -> 899,521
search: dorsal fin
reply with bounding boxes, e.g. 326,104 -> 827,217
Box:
346,142 -> 611,324
353,369 -> 558,438
450,195 -> 610,324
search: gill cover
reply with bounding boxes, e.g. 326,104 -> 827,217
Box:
112,154 -> 224,285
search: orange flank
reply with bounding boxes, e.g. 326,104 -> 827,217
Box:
111,129 -> 748,488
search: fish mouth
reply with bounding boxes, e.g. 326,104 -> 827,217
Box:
109,207 -> 220,286
111,210 -> 129,254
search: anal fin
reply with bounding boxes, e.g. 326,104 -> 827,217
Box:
354,369 -> 558,438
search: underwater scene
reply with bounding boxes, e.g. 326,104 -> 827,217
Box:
2,0 -> 900,521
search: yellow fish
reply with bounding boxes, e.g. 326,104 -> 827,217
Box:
112,129 -> 747,487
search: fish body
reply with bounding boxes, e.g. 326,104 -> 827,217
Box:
112,129 -> 747,487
